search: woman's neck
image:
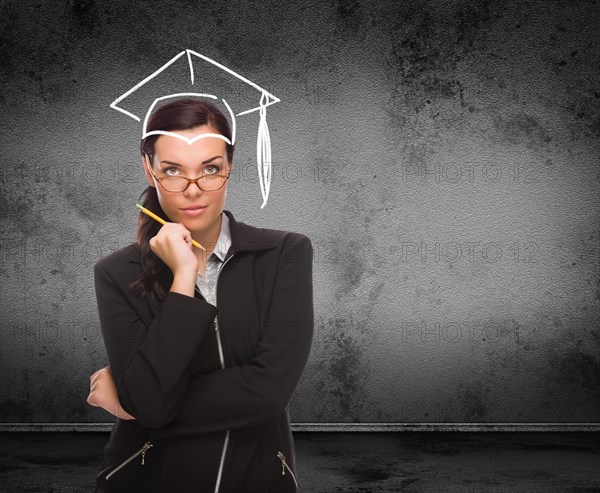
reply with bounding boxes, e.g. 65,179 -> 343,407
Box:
192,213 -> 222,260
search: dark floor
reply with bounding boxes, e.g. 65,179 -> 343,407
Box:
0,432 -> 599,492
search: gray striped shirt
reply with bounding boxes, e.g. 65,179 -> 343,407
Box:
196,211 -> 232,307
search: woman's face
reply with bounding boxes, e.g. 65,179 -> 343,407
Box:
143,124 -> 231,236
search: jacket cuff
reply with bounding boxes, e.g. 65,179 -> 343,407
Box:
163,290 -> 218,313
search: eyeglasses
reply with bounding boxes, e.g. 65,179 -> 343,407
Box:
144,153 -> 231,192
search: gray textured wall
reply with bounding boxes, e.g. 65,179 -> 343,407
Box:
1,0 -> 598,424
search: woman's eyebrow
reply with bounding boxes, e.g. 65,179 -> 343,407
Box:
159,155 -> 224,167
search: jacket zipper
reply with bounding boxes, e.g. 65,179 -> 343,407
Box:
277,451 -> 299,489
213,252 -> 235,493
106,440 -> 153,480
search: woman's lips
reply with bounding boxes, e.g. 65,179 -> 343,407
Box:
180,205 -> 207,216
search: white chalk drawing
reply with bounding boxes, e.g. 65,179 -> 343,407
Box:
110,49 -> 280,208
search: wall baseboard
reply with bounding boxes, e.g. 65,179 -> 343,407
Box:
0,423 -> 599,432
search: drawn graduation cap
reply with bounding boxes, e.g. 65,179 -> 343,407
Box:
109,49 -> 280,208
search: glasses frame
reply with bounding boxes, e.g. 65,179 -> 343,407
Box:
144,153 -> 231,192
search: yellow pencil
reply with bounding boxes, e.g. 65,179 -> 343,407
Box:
136,203 -> 206,251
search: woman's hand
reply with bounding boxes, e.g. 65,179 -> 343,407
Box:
87,366 -> 136,420
149,222 -> 199,275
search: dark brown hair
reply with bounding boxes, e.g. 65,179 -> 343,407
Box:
129,98 -> 234,304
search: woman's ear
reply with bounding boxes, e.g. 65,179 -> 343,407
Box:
142,154 -> 156,188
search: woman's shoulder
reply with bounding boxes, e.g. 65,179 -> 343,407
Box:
226,210 -> 312,252
246,223 -> 312,252
257,225 -> 311,243
93,242 -> 141,277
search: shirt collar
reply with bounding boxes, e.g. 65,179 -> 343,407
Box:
211,211 -> 231,262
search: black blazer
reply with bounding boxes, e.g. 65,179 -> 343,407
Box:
93,209 -> 313,493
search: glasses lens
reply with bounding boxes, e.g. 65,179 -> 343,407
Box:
200,175 -> 226,191
162,177 -> 190,192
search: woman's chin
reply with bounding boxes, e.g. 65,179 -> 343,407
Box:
180,210 -> 216,229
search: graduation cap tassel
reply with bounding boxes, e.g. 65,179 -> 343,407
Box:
257,91 -> 272,209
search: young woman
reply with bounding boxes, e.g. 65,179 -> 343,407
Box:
87,98 -> 314,492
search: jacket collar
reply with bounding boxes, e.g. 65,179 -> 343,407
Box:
124,209 -> 277,264
211,210 -> 231,262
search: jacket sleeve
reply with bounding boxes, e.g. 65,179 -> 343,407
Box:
147,234 -> 314,439
94,262 -> 219,429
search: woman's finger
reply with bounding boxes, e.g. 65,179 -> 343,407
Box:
87,390 -> 98,406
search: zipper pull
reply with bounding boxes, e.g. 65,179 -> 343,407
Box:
277,451 -> 286,475
277,450 -> 299,489
106,441 -> 153,480
140,441 -> 153,465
